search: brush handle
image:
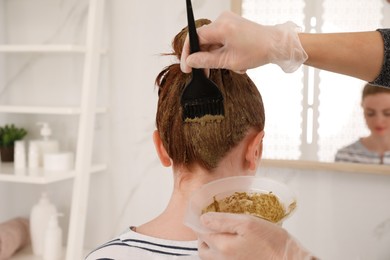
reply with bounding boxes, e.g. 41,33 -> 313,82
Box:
186,0 -> 200,54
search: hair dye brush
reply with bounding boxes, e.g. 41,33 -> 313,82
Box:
181,0 -> 224,123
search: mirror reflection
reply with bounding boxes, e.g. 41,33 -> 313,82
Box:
335,84 -> 390,164
239,0 -> 390,164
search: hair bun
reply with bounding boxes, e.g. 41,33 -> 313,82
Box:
172,19 -> 211,60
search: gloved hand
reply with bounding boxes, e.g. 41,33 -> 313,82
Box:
180,11 -> 308,74
196,212 -> 316,260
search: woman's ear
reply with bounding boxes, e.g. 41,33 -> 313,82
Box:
245,130 -> 265,171
153,130 -> 172,167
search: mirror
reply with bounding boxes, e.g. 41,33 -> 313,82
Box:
233,0 -> 390,171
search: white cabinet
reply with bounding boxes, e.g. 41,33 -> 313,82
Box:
0,0 -> 107,259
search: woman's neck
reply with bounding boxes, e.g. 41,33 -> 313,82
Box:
134,167 -> 217,241
134,142 -> 251,241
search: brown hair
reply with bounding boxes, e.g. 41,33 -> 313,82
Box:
155,19 -> 265,171
362,83 -> 390,100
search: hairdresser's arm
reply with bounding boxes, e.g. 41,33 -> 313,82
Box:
197,212 -> 316,260
300,31 -> 384,82
181,11 -> 387,84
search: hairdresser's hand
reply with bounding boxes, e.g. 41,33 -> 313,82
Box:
197,212 -> 315,260
181,11 -> 307,74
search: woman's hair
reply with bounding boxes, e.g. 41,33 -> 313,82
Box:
155,19 -> 265,171
362,83 -> 390,100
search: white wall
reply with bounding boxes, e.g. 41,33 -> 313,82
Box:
260,166 -> 390,260
1,1 -> 390,260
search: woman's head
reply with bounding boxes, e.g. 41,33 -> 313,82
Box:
155,19 -> 265,171
361,83 -> 390,137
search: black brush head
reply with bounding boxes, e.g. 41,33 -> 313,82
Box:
181,69 -> 224,120
182,98 -> 224,120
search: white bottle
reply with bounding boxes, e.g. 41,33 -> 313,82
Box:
14,140 -> 26,175
28,141 -> 41,176
30,193 -> 57,256
35,122 -> 60,166
43,213 -> 63,260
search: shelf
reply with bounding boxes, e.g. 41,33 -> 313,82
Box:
0,44 -> 107,54
0,44 -> 86,53
0,162 -> 107,184
261,159 -> 390,176
0,105 -> 107,115
3,1 -> 108,259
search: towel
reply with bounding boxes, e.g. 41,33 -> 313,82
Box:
0,218 -> 30,260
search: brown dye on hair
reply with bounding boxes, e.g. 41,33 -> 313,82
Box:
184,115 -> 224,125
155,19 -> 265,171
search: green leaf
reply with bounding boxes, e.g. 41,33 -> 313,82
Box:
0,124 -> 28,147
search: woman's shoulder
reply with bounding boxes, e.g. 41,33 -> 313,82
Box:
335,139 -> 382,164
336,140 -> 362,153
84,227 -> 199,260
335,140 -> 365,161
84,228 -> 133,260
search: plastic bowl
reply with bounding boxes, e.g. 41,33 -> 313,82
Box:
184,176 -> 297,233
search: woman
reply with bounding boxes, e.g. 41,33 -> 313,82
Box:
85,19 -> 269,259
335,84 -> 390,164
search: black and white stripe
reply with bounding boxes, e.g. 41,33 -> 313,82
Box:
335,140 -> 390,165
85,228 -> 198,260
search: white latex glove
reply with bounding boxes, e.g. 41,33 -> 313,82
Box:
196,212 -> 316,260
180,11 -> 308,74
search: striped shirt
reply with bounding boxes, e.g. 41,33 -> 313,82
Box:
335,140 -> 390,165
85,227 -> 198,260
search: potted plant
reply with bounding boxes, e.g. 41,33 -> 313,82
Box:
0,124 -> 28,162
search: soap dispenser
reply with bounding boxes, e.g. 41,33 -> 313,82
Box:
30,193 -> 57,255
43,213 -> 63,260
36,122 -> 59,165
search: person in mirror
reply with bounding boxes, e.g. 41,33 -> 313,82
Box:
335,83 -> 390,164
85,19 -> 312,259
